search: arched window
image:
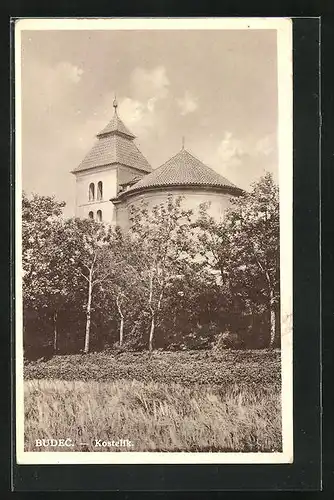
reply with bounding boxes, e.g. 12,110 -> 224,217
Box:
97,181 -> 103,201
89,183 -> 95,201
88,211 -> 94,220
96,210 -> 102,222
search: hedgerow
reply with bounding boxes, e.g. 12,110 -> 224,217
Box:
24,349 -> 280,388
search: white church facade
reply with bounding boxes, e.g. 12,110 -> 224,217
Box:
71,99 -> 243,229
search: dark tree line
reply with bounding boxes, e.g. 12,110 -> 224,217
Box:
22,173 -> 280,359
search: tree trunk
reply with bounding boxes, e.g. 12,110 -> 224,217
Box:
251,251 -> 276,349
53,311 -> 58,353
119,318 -> 124,347
116,294 -> 124,347
148,272 -> 155,352
148,314 -> 155,352
84,277 -> 93,354
269,289 -> 276,348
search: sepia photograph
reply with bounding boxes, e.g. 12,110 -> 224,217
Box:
15,18 -> 293,464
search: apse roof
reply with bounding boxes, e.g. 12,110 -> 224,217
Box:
116,147 -> 241,197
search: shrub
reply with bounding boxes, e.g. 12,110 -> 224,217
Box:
211,330 -> 244,350
24,349 -> 281,388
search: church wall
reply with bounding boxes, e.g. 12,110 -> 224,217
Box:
115,188 -> 236,231
74,166 -> 118,223
117,165 -> 147,192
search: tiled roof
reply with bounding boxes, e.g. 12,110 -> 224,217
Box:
72,111 -> 152,174
73,134 -> 152,173
120,175 -> 141,187
97,112 -> 135,139
118,148 -> 240,196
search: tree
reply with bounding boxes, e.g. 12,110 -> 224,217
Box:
157,260 -> 224,349
229,173 -> 279,347
115,292 -> 125,346
23,193 -> 143,355
127,196 -> 194,351
95,228 -> 147,349
60,218 -> 116,354
22,175 -> 279,355
22,192 -> 65,308
22,193 -> 72,355
112,267 -> 146,348
196,173 -> 280,347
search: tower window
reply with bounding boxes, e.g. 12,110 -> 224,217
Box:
89,183 -> 95,201
88,211 -> 94,219
97,181 -> 103,201
97,210 -> 102,222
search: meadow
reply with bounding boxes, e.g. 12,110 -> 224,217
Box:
24,349 -> 282,453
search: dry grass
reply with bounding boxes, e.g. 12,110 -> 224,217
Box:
24,378 -> 281,452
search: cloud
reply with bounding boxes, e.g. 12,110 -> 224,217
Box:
22,60 -> 83,115
71,66 -> 171,156
255,133 -> 276,156
74,64 -> 170,143
130,66 -> 170,104
117,97 -> 156,136
53,61 -> 84,84
22,59 -> 85,149
113,65 -> 170,137
21,58 -> 86,216
201,131 -> 277,190
176,91 -> 198,116
216,131 -> 245,165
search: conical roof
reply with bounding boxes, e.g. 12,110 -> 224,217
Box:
73,134 -> 152,173
96,113 -> 136,139
72,104 -> 152,174
118,147 -> 241,197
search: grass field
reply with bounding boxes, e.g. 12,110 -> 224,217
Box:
24,349 -> 282,453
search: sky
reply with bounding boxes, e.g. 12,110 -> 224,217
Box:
20,28 -> 278,217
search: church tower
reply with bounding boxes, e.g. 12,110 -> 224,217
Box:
71,98 -> 152,224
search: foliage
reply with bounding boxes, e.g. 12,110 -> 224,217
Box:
126,195 -> 195,350
24,349 -> 281,387
58,217 -> 116,353
22,174 -> 281,357
22,193 -> 74,356
22,192 -> 68,312
195,172 -> 280,347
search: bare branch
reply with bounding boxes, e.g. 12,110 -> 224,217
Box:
116,292 -> 125,319
92,272 -> 111,285
82,262 -> 92,272
157,286 -> 164,311
78,270 -> 90,282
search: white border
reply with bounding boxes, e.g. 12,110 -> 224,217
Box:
15,17 -> 293,465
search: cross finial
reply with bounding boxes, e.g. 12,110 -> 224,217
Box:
113,94 -> 118,113
182,136 -> 185,150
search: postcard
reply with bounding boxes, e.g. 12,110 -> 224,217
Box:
15,17 -> 293,465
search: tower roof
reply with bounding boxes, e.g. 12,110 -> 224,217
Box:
116,147 -> 241,197
96,112 -> 136,139
72,101 -> 152,174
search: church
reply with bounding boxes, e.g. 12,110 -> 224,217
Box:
71,98 -> 243,230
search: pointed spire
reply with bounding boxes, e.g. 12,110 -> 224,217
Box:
182,136 -> 185,150
96,96 -> 136,139
113,94 -> 118,114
